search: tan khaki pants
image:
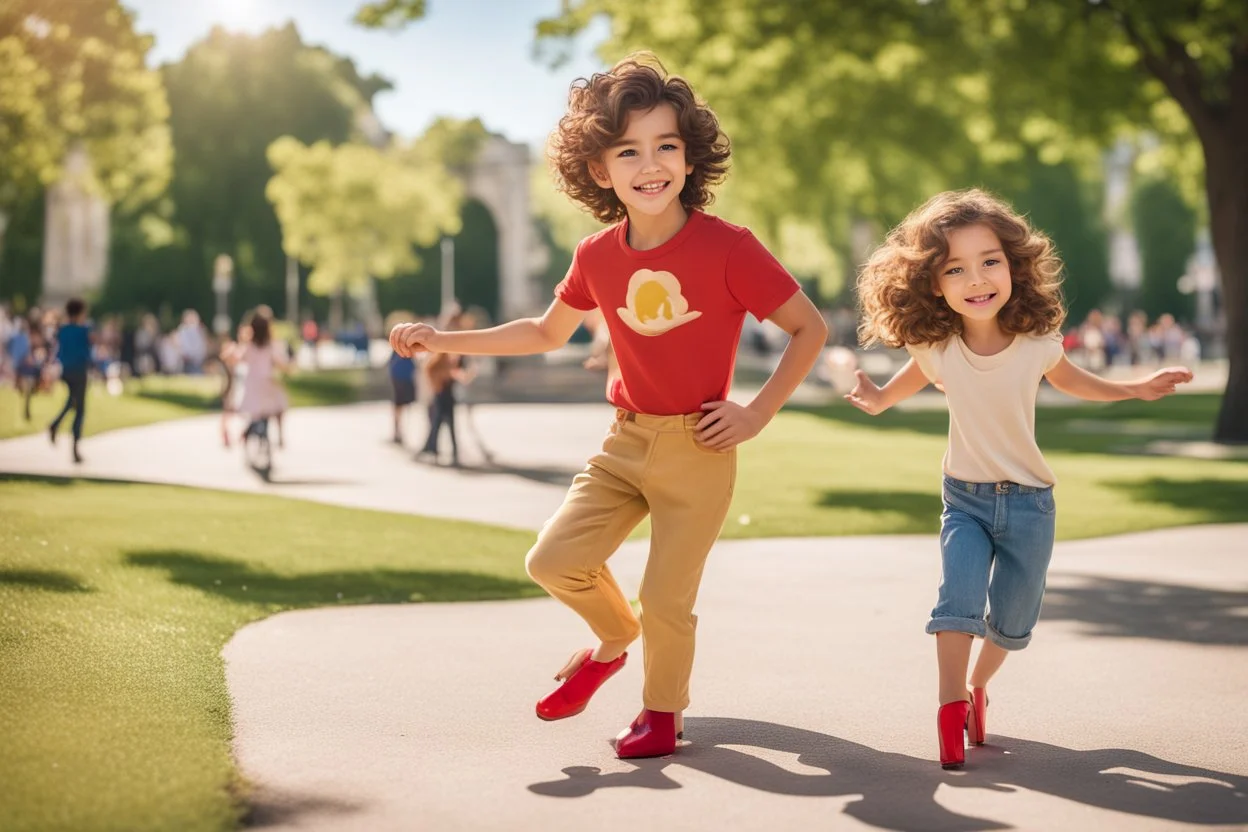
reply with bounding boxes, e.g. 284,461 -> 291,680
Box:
525,409 -> 736,712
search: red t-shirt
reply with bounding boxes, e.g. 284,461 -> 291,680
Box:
556,211 -> 799,415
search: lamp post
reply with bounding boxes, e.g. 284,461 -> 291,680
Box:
212,253 -> 234,336
440,236 -> 455,321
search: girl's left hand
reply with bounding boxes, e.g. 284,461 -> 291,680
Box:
1133,366 -> 1194,401
695,401 -> 767,451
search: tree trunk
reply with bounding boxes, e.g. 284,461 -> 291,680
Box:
1205,129 -> 1248,443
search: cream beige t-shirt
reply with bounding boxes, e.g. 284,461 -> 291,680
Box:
907,333 -> 1064,487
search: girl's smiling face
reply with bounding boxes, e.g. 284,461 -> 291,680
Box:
934,224 -> 1013,323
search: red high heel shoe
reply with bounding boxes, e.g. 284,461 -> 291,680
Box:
615,709 -> 677,759
937,700 -> 971,769
535,649 -> 627,721
970,687 -> 988,745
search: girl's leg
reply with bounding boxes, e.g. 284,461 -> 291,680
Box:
969,640 -> 1009,689
937,632 -> 974,704
276,411 -> 285,448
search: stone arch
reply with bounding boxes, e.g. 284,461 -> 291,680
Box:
462,135 -> 545,319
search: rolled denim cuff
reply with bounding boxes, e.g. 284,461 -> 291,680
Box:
925,616 -> 986,639
986,620 -> 1032,651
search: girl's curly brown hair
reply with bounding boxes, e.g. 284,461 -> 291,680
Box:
548,52 -> 731,224
856,189 -> 1066,348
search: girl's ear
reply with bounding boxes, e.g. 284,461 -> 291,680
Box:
588,160 -> 611,189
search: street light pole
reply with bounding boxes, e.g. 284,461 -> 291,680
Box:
440,236 -> 455,320
212,253 -> 234,336
285,255 -> 299,323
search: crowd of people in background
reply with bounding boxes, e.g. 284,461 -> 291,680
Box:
0,297 -> 1214,470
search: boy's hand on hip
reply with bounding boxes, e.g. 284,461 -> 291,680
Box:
695,401 -> 766,451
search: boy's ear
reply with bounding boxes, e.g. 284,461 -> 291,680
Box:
588,160 -> 611,189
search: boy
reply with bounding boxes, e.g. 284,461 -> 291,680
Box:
49,297 -> 93,463
391,54 -> 827,758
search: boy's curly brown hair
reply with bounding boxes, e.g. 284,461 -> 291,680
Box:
548,52 -> 731,224
856,189 -> 1066,348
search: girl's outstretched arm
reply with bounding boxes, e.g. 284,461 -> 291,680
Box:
845,358 -> 929,415
1045,355 -> 1193,402
390,299 -> 586,358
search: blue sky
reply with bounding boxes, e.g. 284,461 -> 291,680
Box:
122,0 -> 609,147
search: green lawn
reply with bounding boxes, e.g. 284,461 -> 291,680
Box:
0,478 -> 538,832
2,391 -> 1246,831
719,393 -> 1248,540
0,369 -> 374,440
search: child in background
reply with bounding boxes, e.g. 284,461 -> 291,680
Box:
48,298 -> 93,463
848,189 -> 1192,769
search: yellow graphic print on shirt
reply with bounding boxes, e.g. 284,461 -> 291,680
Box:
616,269 -> 702,336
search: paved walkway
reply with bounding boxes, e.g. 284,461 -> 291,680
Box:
3,402 -> 1246,831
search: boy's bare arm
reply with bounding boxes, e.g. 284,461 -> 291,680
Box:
1045,355 -> 1192,402
696,292 -> 827,450
390,300 -> 586,358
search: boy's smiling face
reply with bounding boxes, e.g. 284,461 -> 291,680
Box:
589,102 -> 693,224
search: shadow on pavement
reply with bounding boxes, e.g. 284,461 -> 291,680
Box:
530,718 -> 1248,831
125,549 -> 541,606
242,787 -> 364,829
1043,574 -> 1248,646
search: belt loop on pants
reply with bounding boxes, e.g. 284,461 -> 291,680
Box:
616,408 -> 637,423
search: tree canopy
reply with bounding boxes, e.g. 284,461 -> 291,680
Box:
538,0 -> 1248,441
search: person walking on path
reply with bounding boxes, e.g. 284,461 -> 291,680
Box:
48,297 -> 93,464
391,53 -> 827,760
847,189 -> 1193,770
387,347 -> 418,446
229,309 -> 289,464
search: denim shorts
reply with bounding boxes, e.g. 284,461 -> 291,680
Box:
927,475 -> 1057,650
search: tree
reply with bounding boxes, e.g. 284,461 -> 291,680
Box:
1133,175 -> 1198,322
147,23 -> 390,319
538,0 -> 1248,442
0,0 -> 171,290
265,137 -> 461,301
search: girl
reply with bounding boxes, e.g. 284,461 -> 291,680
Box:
848,189 -> 1191,769
230,309 -> 289,466
391,54 -> 827,759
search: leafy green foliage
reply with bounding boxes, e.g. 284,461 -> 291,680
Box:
0,0 -> 171,213
353,0 -> 427,30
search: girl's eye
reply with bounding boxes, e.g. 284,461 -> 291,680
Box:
944,266 -> 963,276
984,258 -> 1000,267
618,149 -> 637,158
659,143 -> 678,151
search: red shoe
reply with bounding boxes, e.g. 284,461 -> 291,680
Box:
938,700 -> 971,769
615,709 -> 676,759
535,649 -> 627,721
970,687 -> 988,745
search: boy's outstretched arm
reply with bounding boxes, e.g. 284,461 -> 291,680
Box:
696,292 -> 828,451
1044,355 -> 1193,402
389,300 -> 586,358
844,358 -> 929,416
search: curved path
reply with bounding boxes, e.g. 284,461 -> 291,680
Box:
3,403 -> 1246,831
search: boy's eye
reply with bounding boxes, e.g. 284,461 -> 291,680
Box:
659,143 -> 678,151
